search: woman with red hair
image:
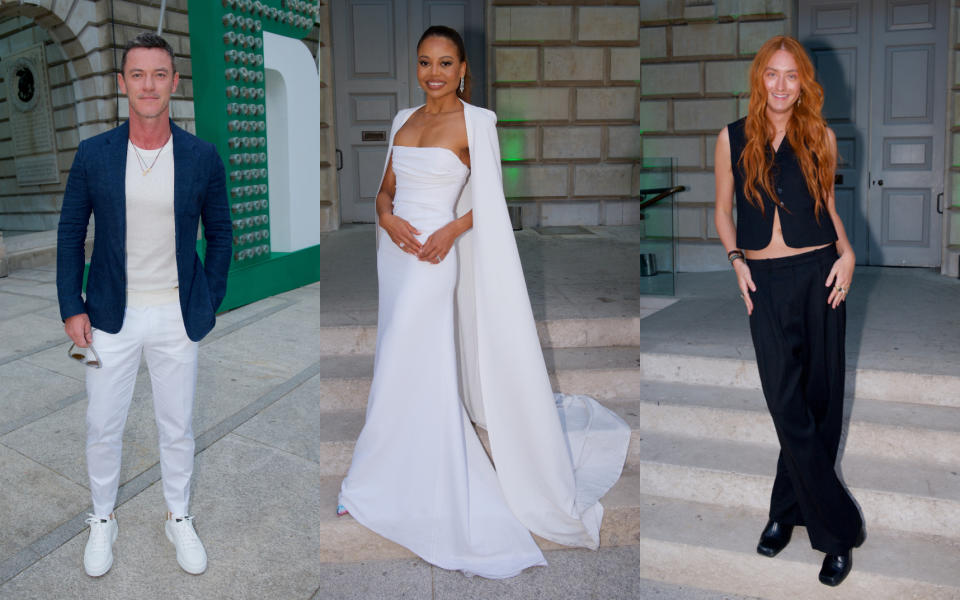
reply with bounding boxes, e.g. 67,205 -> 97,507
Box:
714,35 -> 864,586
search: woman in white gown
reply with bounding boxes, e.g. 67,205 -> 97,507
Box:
338,26 -> 631,579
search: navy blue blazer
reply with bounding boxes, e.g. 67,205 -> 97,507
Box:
56,121 -> 233,342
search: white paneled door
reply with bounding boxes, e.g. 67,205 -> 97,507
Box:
332,0 -> 485,224
799,0 -> 947,267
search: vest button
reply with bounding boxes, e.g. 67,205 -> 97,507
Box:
776,186 -> 783,194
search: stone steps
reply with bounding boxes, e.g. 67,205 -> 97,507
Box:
626,430 -> 959,539
246,404 -> 959,540
604,385 -> 960,465
290,343 -> 960,413
302,315 -> 675,357
306,473 -> 960,599
543,346 -> 960,409
262,329 -> 959,595
0,229 -> 94,273
295,318 -> 960,408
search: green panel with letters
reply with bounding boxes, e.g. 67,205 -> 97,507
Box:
188,0 -> 324,312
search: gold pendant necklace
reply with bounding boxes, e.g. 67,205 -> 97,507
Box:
132,135 -> 170,175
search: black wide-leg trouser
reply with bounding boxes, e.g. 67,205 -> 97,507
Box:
747,244 -> 863,555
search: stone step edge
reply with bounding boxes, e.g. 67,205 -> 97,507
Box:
624,457 -> 959,540
296,316 -> 668,354
602,394 -> 959,467
293,351 -> 959,411
551,354 -> 960,408
596,532 -> 958,600
320,520 -> 959,600
314,488 -> 959,599
240,417 -> 958,540
286,343 -> 959,408
267,318 -> 956,407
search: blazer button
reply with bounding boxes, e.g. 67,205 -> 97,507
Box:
776,186 -> 783,194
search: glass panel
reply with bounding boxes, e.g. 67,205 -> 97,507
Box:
635,156 -> 676,296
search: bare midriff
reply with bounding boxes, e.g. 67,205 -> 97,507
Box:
744,207 -> 832,259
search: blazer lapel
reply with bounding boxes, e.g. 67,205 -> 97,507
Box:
171,122 -> 196,218
105,122 -> 129,239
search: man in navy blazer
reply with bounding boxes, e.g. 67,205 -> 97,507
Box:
56,32 -> 231,577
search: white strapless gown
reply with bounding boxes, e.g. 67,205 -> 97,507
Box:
339,144 -> 631,579
339,146 -> 545,578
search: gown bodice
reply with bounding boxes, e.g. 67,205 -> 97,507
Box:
392,146 -> 469,233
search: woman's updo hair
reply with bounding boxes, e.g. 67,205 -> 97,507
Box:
417,25 -> 471,102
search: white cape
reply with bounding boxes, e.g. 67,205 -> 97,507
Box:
376,100 -> 630,549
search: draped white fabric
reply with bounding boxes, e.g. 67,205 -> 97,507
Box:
341,102 -> 630,578
340,146 -> 545,578
449,102 -> 630,549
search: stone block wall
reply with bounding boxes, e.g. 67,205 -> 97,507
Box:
0,0 -> 338,235
489,0 -> 790,270
0,0 -> 184,233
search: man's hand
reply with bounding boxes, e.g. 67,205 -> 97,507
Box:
65,313 -> 93,347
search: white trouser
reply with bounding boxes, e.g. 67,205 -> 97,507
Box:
86,302 -> 199,518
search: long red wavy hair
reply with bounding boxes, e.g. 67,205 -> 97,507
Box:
740,36 -> 834,220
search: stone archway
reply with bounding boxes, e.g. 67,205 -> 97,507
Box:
0,0 -> 110,262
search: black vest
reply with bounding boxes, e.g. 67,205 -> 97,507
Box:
727,117 -> 837,250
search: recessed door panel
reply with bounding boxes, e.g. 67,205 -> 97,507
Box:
834,187 -> 858,246
351,4 -> 394,76
812,3 -> 859,33
883,188 -> 929,245
351,94 -> 397,123
813,48 -> 857,123
426,4 -> 466,34
883,137 -> 931,170
885,45 -> 933,123
887,0 -> 935,30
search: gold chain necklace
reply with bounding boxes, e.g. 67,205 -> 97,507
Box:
131,135 -> 170,176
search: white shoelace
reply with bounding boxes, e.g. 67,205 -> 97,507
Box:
168,515 -> 202,550
84,514 -> 113,551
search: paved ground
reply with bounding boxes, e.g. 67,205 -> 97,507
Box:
0,225 -> 957,599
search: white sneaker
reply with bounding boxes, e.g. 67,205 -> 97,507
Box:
83,514 -> 118,577
164,514 -> 207,574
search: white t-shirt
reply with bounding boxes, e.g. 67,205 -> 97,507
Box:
125,136 -> 179,307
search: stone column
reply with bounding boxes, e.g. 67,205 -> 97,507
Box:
0,231 -> 8,278
944,1 -> 960,277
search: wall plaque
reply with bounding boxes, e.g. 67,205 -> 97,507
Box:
6,44 -> 59,185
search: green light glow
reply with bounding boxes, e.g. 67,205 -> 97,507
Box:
501,166 -> 523,197
499,129 -> 531,162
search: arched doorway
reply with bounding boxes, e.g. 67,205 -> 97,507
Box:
0,2 -> 105,270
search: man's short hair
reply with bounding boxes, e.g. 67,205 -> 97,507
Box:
120,32 -> 176,75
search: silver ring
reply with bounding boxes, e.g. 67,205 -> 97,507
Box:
399,242 -> 405,248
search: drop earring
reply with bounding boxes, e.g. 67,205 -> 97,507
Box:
459,77 -> 464,93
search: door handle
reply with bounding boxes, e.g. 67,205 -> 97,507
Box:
336,149 -> 343,171
871,179 -> 883,186
937,192 -> 944,214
